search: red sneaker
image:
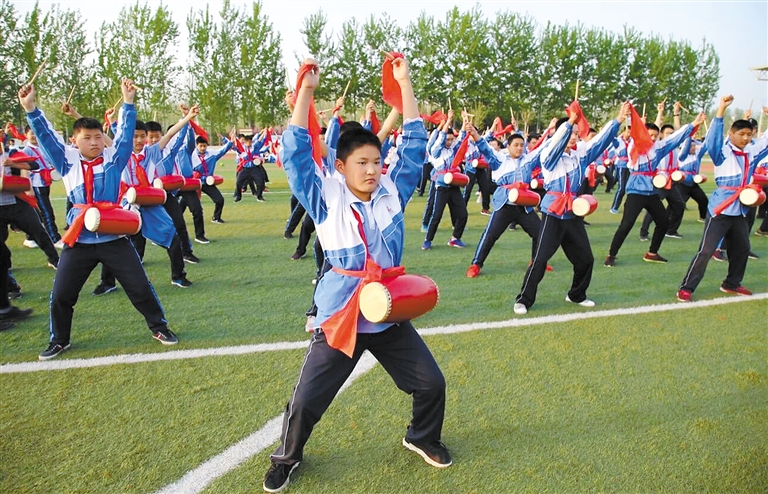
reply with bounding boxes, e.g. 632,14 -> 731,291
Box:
676,289 -> 692,302
546,264 -> 554,272
466,264 -> 480,278
719,285 -> 752,296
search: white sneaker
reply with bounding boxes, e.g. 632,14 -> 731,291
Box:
565,295 -> 595,307
513,303 -> 527,315
54,240 -> 65,250
305,315 -> 316,333
23,239 -> 39,249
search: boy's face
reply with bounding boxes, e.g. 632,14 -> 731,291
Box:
445,134 -> 455,148
586,131 -> 597,142
661,127 -> 674,139
197,142 -> 208,154
648,129 -> 659,142
335,144 -> 381,201
74,128 -> 106,160
567,129 -> 578,149
147,131 -> 162,145
729,128 -> 753,150
134,130 -> 147,152
507,139 -> 524,159
529,137 -> 539,148
489,140 -> 500,151
26,129 -> 38,145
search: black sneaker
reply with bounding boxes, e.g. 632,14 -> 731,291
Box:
402,437 -> 452,468
0,321 -> 14,331
603,255 -> 616,268
665,232 -> 683,239
39,342 -> 71,361
283,232 -> 293,240
639,235 -> 649,242
290,252 -> 306,261
153,329 -> 178,345
234,197 -> 241,203
0,306 -> 33,321
748,251 -> 760,260
92,284 -> 117,296
211,218 -> 225,224
183,253 -> 200,264
172,277 -> 193,288
263,461 -> 300,493
195,236 -> 210,244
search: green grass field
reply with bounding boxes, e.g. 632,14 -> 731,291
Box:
1,160 -> 767,493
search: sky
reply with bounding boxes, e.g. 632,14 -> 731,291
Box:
11,0 -> 768,112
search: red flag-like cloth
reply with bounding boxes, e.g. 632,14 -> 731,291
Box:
419,111 -> 447,126
493,124 -> 515,138
370,109 -> 381,135
382,52 -> 405,114
451,134 -> 471,171
628,103 -> 653,164
492,116 -> 503,134
293,63 -> 324,168
189,120 -> 209,143
565,100 -> 590,139
7,124 -> 26,142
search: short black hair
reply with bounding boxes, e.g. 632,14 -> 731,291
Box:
528,132 -> 541,141
243,134 -> 253,141
24,125 -> 31,133
146,121 -> 163,133
336,128 -> 381,164
446,127 -> 456,136
588,128 -> 597,134
645,123 -> 660,132
555,117 -> 569,130
490,138 -> 503,147
339,120 -> 364,135
659,124 -> 674,133
730,119 -> 754,133
196,136 -> 208,144
506,134 -> 525,147
73,117 -> 103,135
135,120 -> 147,133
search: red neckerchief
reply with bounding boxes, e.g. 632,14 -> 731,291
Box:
322,207 -> 405,358
198,153 -> 209,176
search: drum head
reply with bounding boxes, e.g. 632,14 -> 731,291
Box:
359,282 -> 391,323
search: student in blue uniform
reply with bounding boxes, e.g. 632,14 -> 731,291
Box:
20,79 -> 177,361
191,133 -> 234,224
263,57 -> 449,493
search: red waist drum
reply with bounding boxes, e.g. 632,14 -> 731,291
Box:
530,178 -> 543,190
442,172 -> 469,187
153,175 -> 185,191
652,173 -> 670,189
50,170 -> 62,181
750,174 -> 768,186
671,170 -> 685,182
693,174 -> 707,184
359,274 -> 439,324
572,194 -> 598,217
595,164 -> 607,175
205,175 -> 224,186
507,187 -> 541,207
84,208 -> 142,236
0,175 -> 31,193
125,186 -> 167,206
740,185 -> 766,207
179,177 -> 202,192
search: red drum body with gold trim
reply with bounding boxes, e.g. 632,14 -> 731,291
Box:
153,175 -> 184,191
205,175 -> 224,186
0,175 -> 30,193
507,187 -> 541,207
740,184 -> 767,207
572,194 -> 598,217
693,174 -> 707,184
179,177 -> 202,192
359,274 -> 439,324
125,186 -> 166,206
84,208 -> 142,235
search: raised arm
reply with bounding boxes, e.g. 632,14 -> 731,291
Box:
19,84 -> 68,174
158,105 -> 200,151
110,79 -> 138,173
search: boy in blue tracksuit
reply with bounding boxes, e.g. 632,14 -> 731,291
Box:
94,111 -> 199,294
234,131 -> 268,202
515,103 -> 629,315
677,97 -> 768,301
465,129 -> 544,278
191,134 -> 234,224
20,79 -> 177,361
420,125 -> 445,231
672,136 -> 709,227
176,118 -> 209,243
609,130 -> 631,213
263,58 -> 449,493
19,126 -> 63,247
423,115 -> 468,249
604,112 -> 705,268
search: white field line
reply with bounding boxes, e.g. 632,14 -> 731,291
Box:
154,352 -> 378,494
2,293 -> 766,375
150,293 -> 768,494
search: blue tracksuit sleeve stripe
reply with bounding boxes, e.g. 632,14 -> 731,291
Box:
476,139 -> 503,171
541,123 -> 572,171
25,108 -> 69,176
325,117 -> 340,149
385,119 -> 427,211
705,118 -> 725,166
112,103 -> 137,174
580,120 -> 620,167
282,125 -> 328,225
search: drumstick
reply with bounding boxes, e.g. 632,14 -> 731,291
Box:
642,103 -> 646,119
341,79 -> 351,99
448,97 -> 452,112
510,107 -> 515,122
65,86 -> 76,105
575,79 -> 580,101
111,96 -> 123,111
131,83 -> 143,91
378,48 -> 395,60
27,56 -> 49,86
